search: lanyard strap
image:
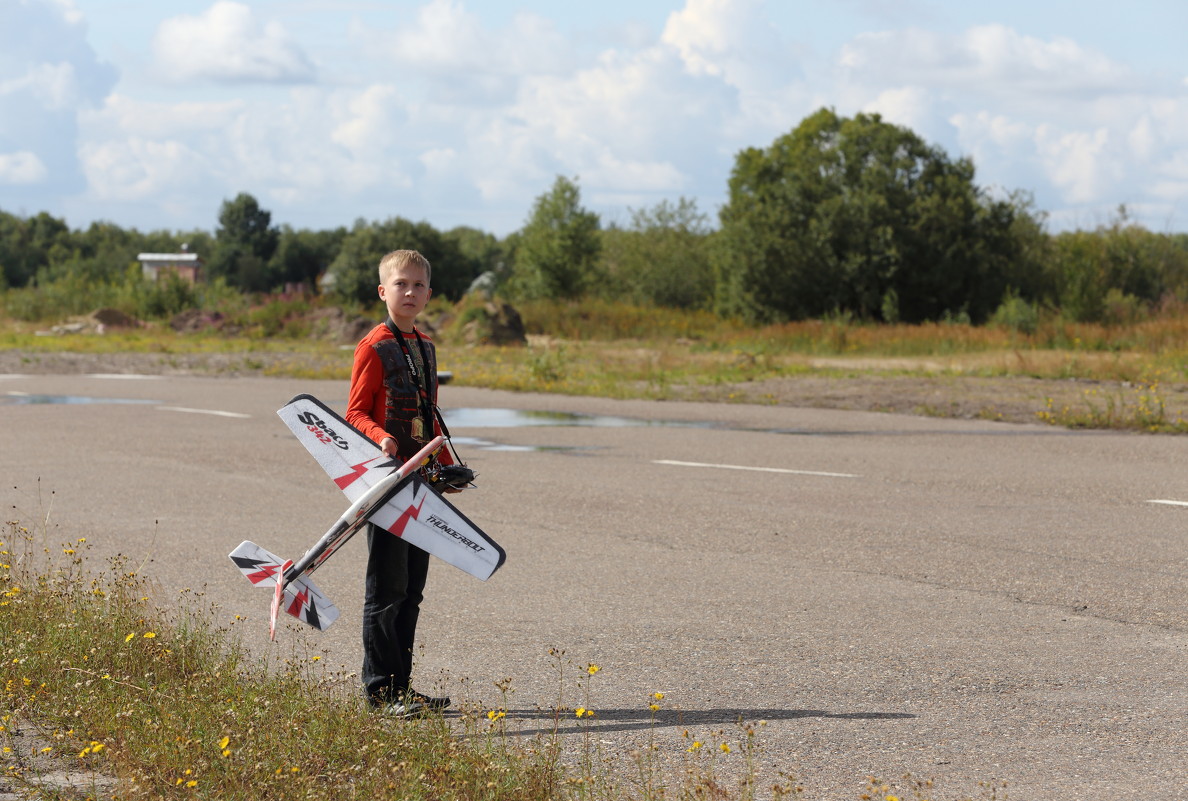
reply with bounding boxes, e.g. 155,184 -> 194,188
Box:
382,318 -> 463,465
385,317 -> 433,422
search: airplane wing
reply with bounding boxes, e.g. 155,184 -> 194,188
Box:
277,393 -> 506,581
368,473 -> 506,581
277,394 -> 400,503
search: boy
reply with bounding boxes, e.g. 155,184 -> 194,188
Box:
346,249 -> 453,717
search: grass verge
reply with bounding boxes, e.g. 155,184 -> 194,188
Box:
0,519 -> 570,800
2,520 -> 818,801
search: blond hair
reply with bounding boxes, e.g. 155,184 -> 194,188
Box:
378,250 -> 432,285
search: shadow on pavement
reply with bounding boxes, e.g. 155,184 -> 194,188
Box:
454,707 -> 915,738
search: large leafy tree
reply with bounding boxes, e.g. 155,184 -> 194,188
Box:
327,217 -> 476,307
0,210 -> 70,288
715,108 -> 1033,323
209,193 -> 280,291
600,198 -> 713,309
443,225 -> 509,291
271,225 -> 347,290
509,176 -> 601,300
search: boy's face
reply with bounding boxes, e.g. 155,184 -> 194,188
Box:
378,261 -> 432,329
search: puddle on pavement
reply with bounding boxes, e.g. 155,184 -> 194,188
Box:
1,392 -> 159,406
441,408 -> 717,453
442,407 -> 714,430
3,397 -> 1066,441
449,436 -> 592,454
441,407 -> 1080,439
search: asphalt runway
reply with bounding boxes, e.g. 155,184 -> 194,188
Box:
3,372 -> 1187,798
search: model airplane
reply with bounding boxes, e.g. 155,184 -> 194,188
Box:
229,394 -> 505,639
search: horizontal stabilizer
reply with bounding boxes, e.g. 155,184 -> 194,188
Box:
229,541 -> 341,631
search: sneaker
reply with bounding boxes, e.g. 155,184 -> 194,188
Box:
407,690 -> 451,710
382,700 -> 428,719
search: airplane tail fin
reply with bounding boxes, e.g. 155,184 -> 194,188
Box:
229,541 -> 341,637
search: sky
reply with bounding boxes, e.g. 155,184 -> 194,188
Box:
2,0 -> 1186,238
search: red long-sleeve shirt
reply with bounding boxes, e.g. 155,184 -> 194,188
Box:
346,323 -> 452,465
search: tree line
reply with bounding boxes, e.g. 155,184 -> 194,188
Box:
3,107 -> 1187,327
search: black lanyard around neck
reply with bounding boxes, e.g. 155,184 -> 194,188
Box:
385,318 -> 433,423
383,318 -> 461,461
385,318 -> 428,383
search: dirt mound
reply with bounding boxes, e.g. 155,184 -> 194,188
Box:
170,308 -> 224,333
307,307 -> 376,343
458,301 -> 527,345
90,308 -> 138,328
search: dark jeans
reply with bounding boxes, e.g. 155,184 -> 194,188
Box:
362,522 -> 429,706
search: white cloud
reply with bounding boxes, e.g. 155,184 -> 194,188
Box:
0,151 -> 48,184
83,94 -> 247,139
840,24 -> 1136,107
1035,124 -> 1118,204
0,62 -> 85,111
830,21 -> 1188,229
349,0 -> 574,111
76,84 -> 420,218
152,1 -> 315,84
78,137 -> 208,201
662,0 -> 775,85
330,85 -> 404,154
383,0 -> 570,77
862,86 -> 934,132
44,0 -> 83,25
6,0 -> 1184,236
0,0 -> 116,209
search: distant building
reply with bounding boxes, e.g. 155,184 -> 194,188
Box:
138,251 -> 204,284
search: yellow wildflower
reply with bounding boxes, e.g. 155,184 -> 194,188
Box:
586,664 -> 600,675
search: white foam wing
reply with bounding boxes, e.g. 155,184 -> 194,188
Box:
277,394 -> 398,503
277,393 -> 505,581
368,475 -> 506,581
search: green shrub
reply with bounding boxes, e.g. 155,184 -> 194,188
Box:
991,292 -> 1039,334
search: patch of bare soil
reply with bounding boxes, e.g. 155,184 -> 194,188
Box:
684,370 -> 1188,428
1,717 -> 115,800
690,373 -> 1091,424
0,349 -> 342,378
